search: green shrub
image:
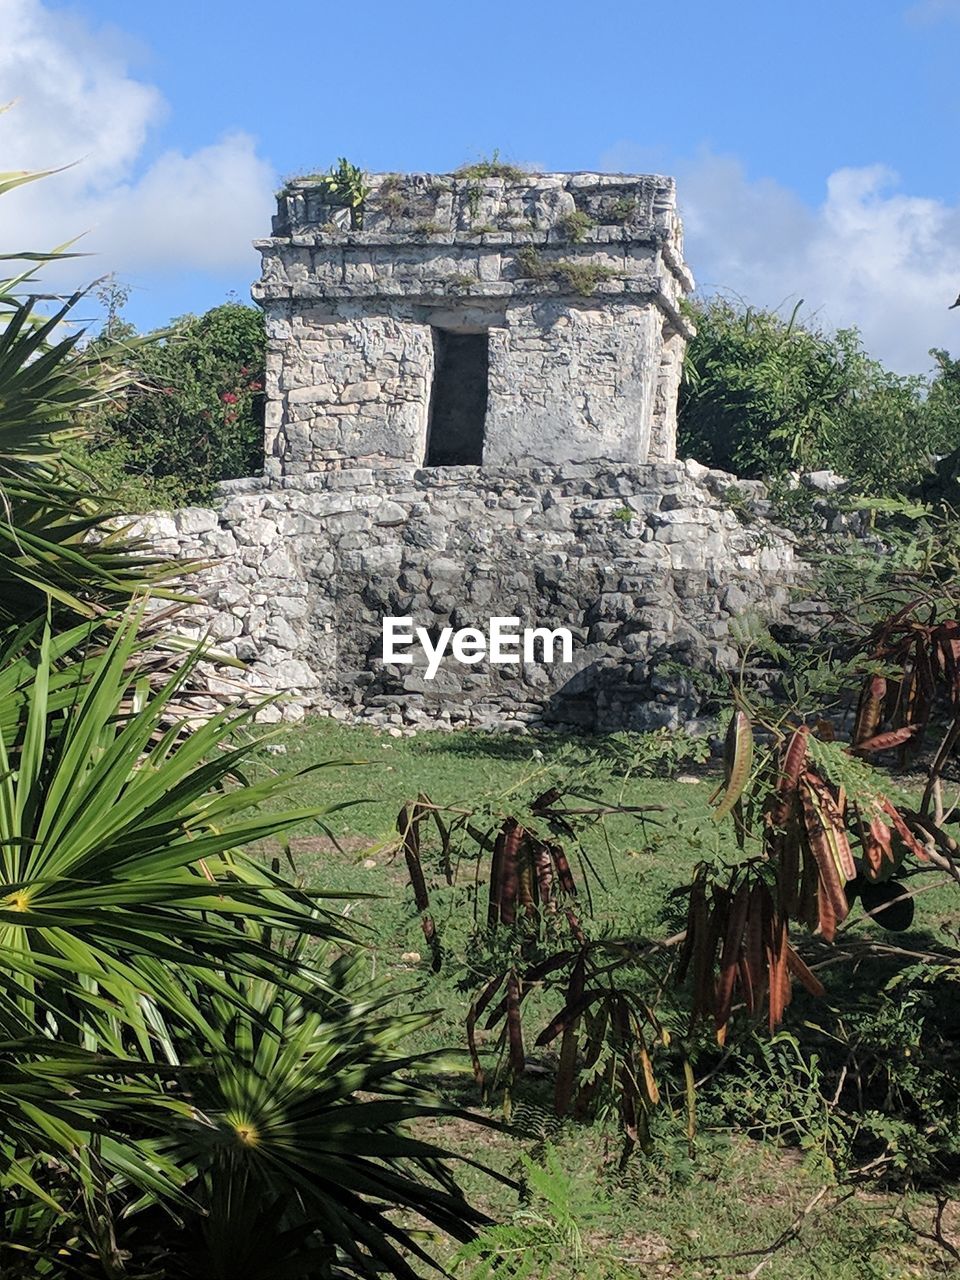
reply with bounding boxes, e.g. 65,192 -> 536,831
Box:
79,301 -> 266,508
678,297 -> 960,494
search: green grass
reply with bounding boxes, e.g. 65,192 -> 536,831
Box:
246,717 -> 960,1278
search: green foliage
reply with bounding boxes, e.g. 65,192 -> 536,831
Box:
609,195 -> 638,223
456,151 -> 527,182
678,297 -> 960,494
0,166 -> 491,1275
700,1033 -> 854,1176
515,247 -> 618,296
597,727 -> 711,780
77,301 -> 266,509
415,219 -> 446,236
289,157 -> 371,228
556,210 -> 595,244
453,1146 -> 595,1279
0,198 -> 178,623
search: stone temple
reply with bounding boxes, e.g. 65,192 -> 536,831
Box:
253,171 -> 694,476
143,171 -> 798,732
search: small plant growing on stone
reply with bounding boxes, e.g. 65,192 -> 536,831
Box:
612,505 -> 634,523
555,260 -> 619,296
610,194 -> 639,222
376,175 -> 409,215
514,246 -> 619,296
466,183 -> 484,220
471,222 -> 497,235
379,189 -> 407,215
558,210 -> 595,243
456,149 -> 526,182
720,483 -> 755,526
414,220 -> 446,236
444,273 -> 476,293
515,245 -> 550,282
314,156 -> 370,228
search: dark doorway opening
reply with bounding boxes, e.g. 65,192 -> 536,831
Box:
424,329 -> 488,466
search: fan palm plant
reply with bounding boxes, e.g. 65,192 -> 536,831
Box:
0,156 -> 494,1274
0,164 -> 179,629
140,961 -> 497,1280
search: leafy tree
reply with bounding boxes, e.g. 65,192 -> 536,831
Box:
79,301 -> 266,508
678,297 -> 960,495
678,299 -> 856,478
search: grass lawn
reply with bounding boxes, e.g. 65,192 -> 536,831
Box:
247,716 -> 960,1278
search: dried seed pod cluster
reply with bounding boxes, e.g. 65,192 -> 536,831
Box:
687,709 -> 936,1042
854,611 -> 960,751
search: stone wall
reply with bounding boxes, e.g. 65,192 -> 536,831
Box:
254,172 -> 694,478
138,459 -> 800,733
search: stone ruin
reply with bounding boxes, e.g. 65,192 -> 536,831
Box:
255,171 -> 693,477
140,171 -> 800,731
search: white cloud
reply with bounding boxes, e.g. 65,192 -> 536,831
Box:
904,0 -> 960,23
0,0 -> 276,293
602,143 -> 960,374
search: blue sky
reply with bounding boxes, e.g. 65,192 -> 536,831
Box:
2,0 -> 959,371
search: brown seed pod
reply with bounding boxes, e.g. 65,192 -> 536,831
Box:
498,819 -> 524,926
853,674 -> 886,747
506,969 -> 525,1075
771,726 -> 809,825
785,945 -> 825,998
715,881 -> 750,1032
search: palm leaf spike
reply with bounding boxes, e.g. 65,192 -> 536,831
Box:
713,709 -> 753,822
